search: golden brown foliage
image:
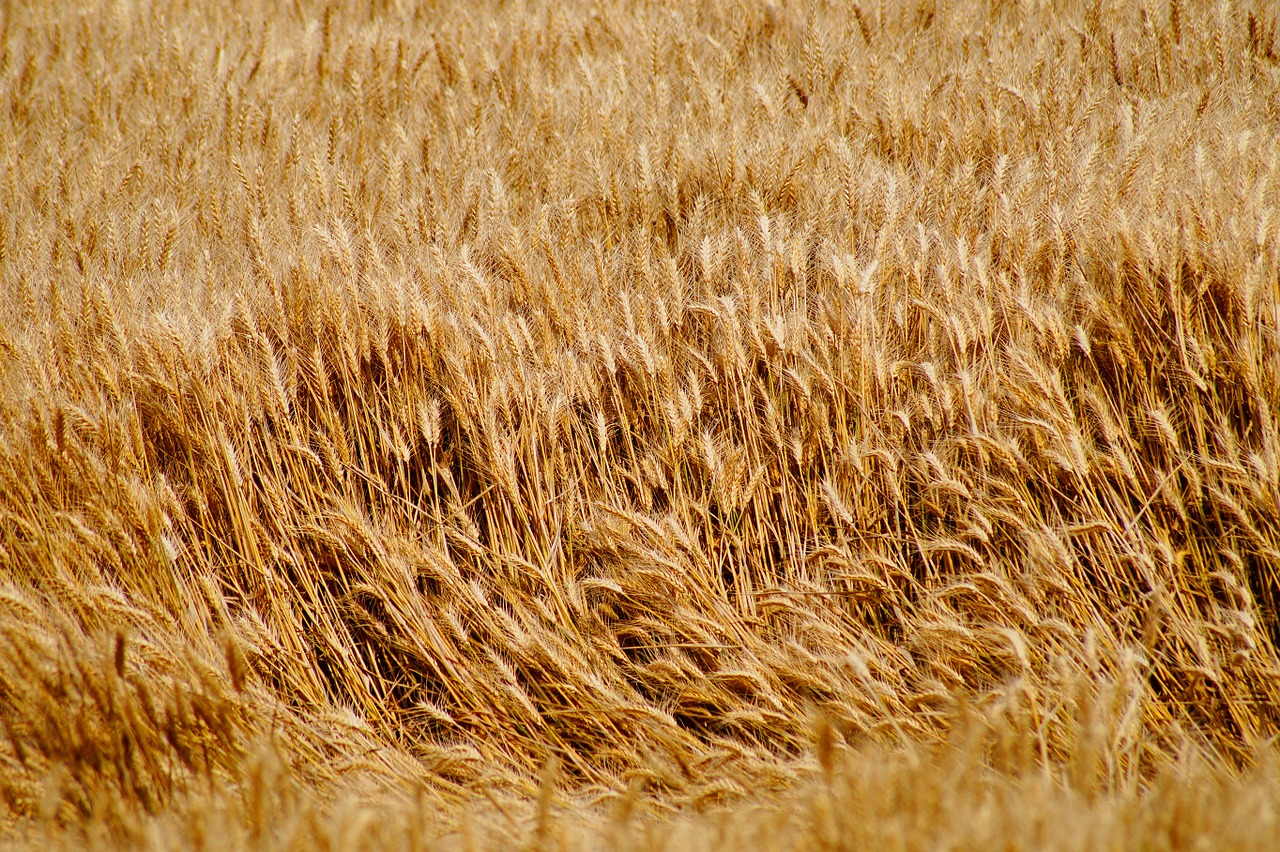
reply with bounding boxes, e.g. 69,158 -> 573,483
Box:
1,0 -> 1280,846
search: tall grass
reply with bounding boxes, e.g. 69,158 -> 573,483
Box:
1,0 -> 1279,846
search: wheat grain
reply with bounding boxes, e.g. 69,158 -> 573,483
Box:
1,0 -> 1280,847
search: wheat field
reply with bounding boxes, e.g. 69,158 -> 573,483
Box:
1,0 -> 1279,847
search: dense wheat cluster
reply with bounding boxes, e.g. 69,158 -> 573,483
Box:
2,0 -> 1280,846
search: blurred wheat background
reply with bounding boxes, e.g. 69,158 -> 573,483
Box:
1,0 -> 1279,847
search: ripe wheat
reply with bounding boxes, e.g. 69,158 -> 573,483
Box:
1,0 -> 1280,848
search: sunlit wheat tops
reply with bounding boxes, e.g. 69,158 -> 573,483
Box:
1,0 -> 1280,848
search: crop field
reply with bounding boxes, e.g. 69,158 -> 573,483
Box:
2,0 -> 1280,847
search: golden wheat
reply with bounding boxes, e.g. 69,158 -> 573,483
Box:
2,0 -> 1280,847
